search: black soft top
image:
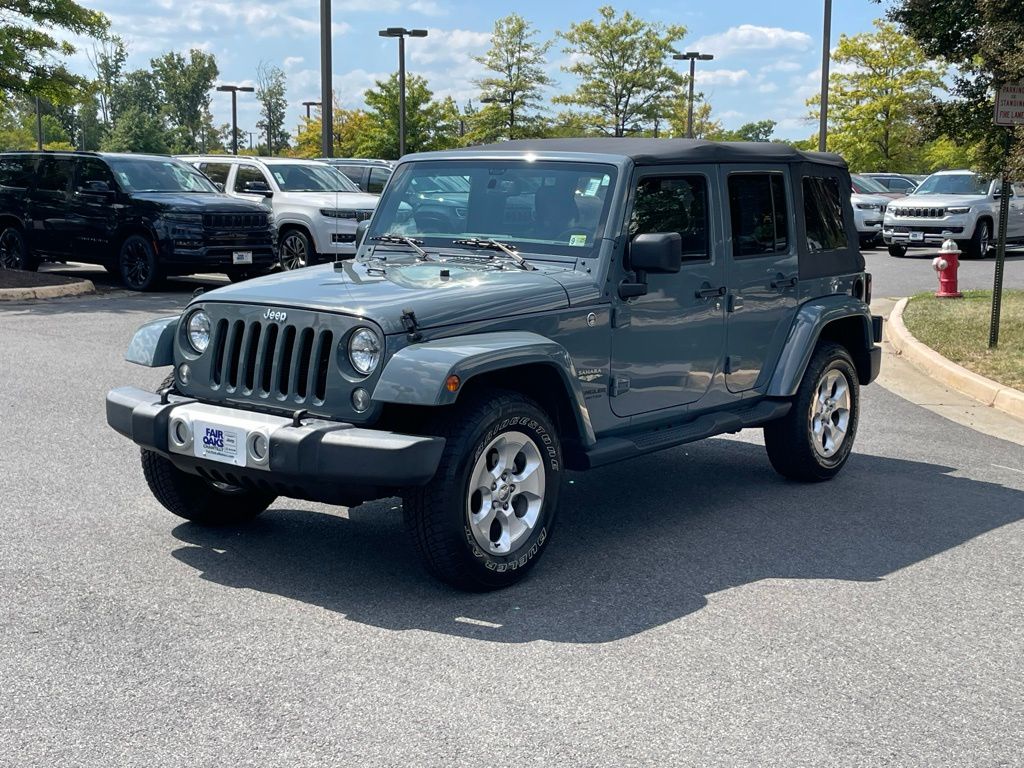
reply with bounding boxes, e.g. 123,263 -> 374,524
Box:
459,138 -> 848,169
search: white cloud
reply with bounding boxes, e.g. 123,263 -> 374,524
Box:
283,56 -> 305,70
757,82 -> 779,93
690,25 -> 813,59
408,28 -> 490,66
759,60 -> 803,74
694,68 -> 751,87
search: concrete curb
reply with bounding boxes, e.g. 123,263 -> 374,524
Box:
0,278 -> 95,302
887,297 -> 1024,419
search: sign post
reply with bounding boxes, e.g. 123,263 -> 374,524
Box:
989,84 -> 1023,348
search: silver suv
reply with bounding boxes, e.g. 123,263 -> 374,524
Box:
882,170 -> 1024,258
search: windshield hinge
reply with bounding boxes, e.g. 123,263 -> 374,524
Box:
401,308 -> 422,343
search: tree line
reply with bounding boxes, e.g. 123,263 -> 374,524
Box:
1,1 -> 1019,174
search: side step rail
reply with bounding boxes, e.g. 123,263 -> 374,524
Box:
584,400 -> 791,469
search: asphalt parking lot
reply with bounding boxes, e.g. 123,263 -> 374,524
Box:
2,255 -> 1023,766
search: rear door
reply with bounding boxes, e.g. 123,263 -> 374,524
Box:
720,168 -> 799,392
30,156 -> 74,257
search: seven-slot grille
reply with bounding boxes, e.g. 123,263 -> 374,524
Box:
892,207 -> 946,218
209,318 -> 334,404
204,212 -> 268,229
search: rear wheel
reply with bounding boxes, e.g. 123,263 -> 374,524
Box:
402,391 -> 562,590
0,226 -> 37,271
887,244 -> 907,258
764,342 -> 860,482
119,234 -> 162,291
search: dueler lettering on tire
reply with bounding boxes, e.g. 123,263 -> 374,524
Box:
402,390 -> 562,591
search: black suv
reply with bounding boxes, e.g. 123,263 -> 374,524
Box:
319,158 -> 392,194
0,152 -> 278,290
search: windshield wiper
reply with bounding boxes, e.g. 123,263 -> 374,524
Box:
370,234 -> 430,259
451,238 -> 532,270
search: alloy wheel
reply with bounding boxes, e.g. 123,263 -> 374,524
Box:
281,233 -> 308,270
808,368 -> 852,459
466,431 -> 546,556
0,230 -> 23,269
121,239 -> 152,288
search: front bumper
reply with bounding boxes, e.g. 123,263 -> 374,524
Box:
882,221 -> 967,247
106,386 -> 445,501
159,240 -> 279,270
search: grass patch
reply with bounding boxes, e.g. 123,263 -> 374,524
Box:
902,289 -> 1024,391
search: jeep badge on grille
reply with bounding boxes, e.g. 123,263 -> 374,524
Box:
263,309 -> 287,322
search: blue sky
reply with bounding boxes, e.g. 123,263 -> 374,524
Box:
71,0 -> 886,140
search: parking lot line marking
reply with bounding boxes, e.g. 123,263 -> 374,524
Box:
454,617 -> 503,628
991,464 -> 1024,474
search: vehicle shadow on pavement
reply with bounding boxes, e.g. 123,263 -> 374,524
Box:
169,438 -> 1024,644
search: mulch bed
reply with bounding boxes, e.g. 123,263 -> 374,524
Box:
0,269 -> 87,289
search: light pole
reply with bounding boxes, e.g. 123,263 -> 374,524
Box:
378,27 -> 428,157
302,100 -> 322,119
819,0 -> 833,152
35,96 -> 43,150
216,84 -> 255,155
320,0 -> 333,157
673,52 -> 714,139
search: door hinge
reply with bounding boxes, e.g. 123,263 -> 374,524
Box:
610,376 -> 630,397
611,305 -> 631,328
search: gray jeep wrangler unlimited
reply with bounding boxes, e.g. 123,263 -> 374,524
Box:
107,139 -> 882,591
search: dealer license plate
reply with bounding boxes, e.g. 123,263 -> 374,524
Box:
232,250 -> 253,265
194,420 -> 246,467
909,232 -> 924,242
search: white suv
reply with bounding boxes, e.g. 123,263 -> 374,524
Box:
181,156 -> 379,269
882,170 -> 1024,259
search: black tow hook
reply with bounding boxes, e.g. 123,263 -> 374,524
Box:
291,409 -> 308,428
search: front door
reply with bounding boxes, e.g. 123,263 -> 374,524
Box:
720,167 -> 799,392
69,157 -> 119,263
610,168 -> 727,417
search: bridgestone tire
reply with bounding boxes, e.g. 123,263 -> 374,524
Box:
402,390 -> 563,591
763,342 -> 860,482
140,373 -> 276,524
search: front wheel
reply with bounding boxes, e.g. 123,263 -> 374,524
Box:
279,229 -> 313,270
402,391 -> 562,590
764,342 -> 860,482
119,234 -> 162,291
961,219 -> 991,260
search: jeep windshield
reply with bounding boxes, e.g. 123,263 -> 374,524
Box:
107,157 -> 218,193
365,159 -> 618,258
914,173 -> 991,196
268,164 -> 360,193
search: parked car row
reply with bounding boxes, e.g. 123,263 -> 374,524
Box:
0,151 -> 388,290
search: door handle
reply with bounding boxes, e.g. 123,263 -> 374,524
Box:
695,285 -> 727,300
771,276 -> 798,290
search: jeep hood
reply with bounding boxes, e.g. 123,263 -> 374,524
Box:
199,260 -> 581,335
278,190 -> 379,210
890,193 -> 988,208
130,193 -> 267,212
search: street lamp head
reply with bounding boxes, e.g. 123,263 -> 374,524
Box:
408,29 -> 428,37
379,27 -> 405,37
238,86 -> 255,93
672,52 -> 714,62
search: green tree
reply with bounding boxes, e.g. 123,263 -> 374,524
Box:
555,6 -> 685,136
718,120 -> 777,142
109,70 -> 162,124
808,20 -> 944,172
101,107 -> 169,153
0,0 -> 108,103
473,14 -> 553,141
666,87 -> 721,139
87,34 -> 127,126
359,73 -> 461,158
255,61 -> 289,156
151,49 -> 219,153
884,0 -> 1024,175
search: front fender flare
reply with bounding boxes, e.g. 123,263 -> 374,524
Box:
767,296 -> 874,397
125,316 -> 178,367
372,331 -> 596,446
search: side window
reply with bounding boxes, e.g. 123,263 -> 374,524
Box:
335,165 -> 362,185
728,172 -> 788,257
0,156 -> 34,188
368,167 -> 390,194
234,165 -> 268,192
802,175 -> 848,252
75,158 -> 115,188
36,158 -> 73,193
199,163 -> 231,187
629,175 -> 709,261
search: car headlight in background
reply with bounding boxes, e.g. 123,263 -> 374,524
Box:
348,328 -> 381,375
186,309 -> 211,353
856,203 -> 881,211
947,206 -> 971,214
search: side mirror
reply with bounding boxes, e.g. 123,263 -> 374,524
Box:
78,180 -> 112,196
629,232 -> 682,274
356,220 -> 370,246
244,180 -> 273,197
214,182 -> 225,193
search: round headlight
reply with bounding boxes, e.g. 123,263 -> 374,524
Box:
348,328 -> 381,375
186,310 -> 211,354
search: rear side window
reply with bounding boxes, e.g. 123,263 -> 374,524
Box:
728,173 -> 788,257
368,167 -> 390,194
630,175 -> 709,262
36,158 -> 73,192
802,176 -> 848,252
234,165 -> 268,192
0,156 -> 34,187
199,163 -> 232,187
